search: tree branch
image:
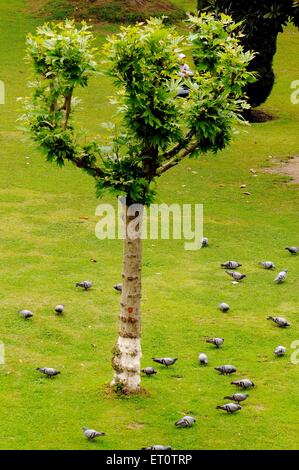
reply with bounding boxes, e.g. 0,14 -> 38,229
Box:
72,156 -> 105,178
161,130 -> 195,161
156,139 -> 199,176
63,90 -> 73,130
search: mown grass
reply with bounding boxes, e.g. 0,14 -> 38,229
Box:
0,0 -> 298,450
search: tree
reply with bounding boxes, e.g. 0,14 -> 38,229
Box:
197,1 -> 299,116
20,14 -> 254,394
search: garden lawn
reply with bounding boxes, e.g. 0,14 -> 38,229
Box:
0,0 -> 298,450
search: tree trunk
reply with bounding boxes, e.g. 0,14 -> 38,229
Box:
111,203 -> 143,393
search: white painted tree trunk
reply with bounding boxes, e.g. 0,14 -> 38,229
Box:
111,204 -> 143,393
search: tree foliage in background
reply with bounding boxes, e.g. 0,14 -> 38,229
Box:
197,1 -> 299,111
20,15 -> 255,393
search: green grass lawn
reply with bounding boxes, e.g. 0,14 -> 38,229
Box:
0,0 -> 298,450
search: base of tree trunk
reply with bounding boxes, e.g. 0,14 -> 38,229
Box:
243,108 -> 275,123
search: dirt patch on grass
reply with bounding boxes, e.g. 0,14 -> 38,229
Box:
243,109 -> 276,123
26,0 -> 185,23
264,156 -> 299,185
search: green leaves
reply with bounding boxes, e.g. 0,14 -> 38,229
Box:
102,18 -> 184,152
21,15 -> 255,206
185,14 -> 255,153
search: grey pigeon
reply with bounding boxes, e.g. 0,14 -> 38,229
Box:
76,281 -> 93,290
219,302 -> 230,313
142,367 -> 157,376
198,353 -> 208,365
215,365 -> 237,375
36,367 -> 61,378
216,403 -> 242,413
267,316 -> 290,327
113,283 -> 122,292
221,261 -> 241,269
285,246 -> 298,255
274,345 -> 286,356
141,445 -> 172,450
206,337 -> 224,348
274,269 -> 288,284
82,427 -> 105,440
152,357 -> 177,367
224,393 -> 248,403
226,271 -> 246,281
19,309 -> 33,319
259,261 -> 276,270
55,304 -> 64,314
201,237 -> 209,247
175,416 -> 196,428
231,378 -> 254,389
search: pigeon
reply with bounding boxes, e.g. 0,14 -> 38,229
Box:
113,283 -> 122,292
141,445 -> 172,450
36,367 -> 61,378
201,237 -> 209,247
152,357 -> 177,367
226,271 -> 246,281
259,261 -> 276,270
19,309 -> 33,319
231,379 -> 255,389
82,427 -> 105,440
224,393 -> 248,403
175,416 -> 196,428
221,261 -> 242,269
206,338 -> 224,348
198,353 -> 208,365
215,365 -> 237,375
142,367 -> 157,376
274,269 -> 288,284
219,302 -> 230,313
55,304 -> 64,315
76,281 -> 93,290
267,316 -> 290,327
216,403 -> 242,414
285,246 -> 298,255
274,345 -> 287,356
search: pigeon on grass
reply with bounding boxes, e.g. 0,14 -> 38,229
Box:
219,303 -> 230,312
274,270 -> 288,284
216,403 -> 242,414
259,261 -> 276,270
285,247 -> 298,255
224,393 -> 248,403
76,281 -> 93,290
36,367 -> 60,378
82,427 -> 105,440
175,416 -> 196,428
141,445 -> 172,450
113,283 -> 122,292
215,365 -> 237,375
226,271 -> 246,282
267,316 -> 290,328
198,353 -> 208,365
55,304 -> 64,315
274,345 -> 286,356
19,309 -> 33,319
152,357 -> 177,367
231,379 -> 254,389
142,367 -> 157,376
221,261 -> 241,269
206,338 -> 224,348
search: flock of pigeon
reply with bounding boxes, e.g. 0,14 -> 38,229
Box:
17,241 -> 297,448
